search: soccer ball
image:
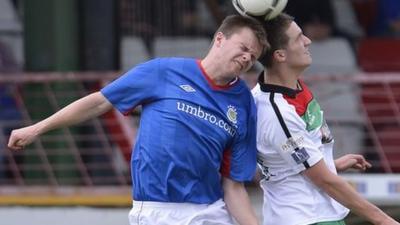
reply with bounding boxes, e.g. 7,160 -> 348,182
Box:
232,0 -> 288,20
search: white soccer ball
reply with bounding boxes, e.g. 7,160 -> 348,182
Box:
232,0 -> 288,20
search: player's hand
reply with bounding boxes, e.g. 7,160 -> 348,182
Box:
334,154 -> 372,172
7,125 -> 40,151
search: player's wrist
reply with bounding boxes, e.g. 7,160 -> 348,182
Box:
370,210 -> 393,225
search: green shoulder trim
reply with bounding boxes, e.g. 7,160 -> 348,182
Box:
301,98 -> 322,131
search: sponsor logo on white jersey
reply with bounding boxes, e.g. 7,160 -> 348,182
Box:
281,135 -> 305,152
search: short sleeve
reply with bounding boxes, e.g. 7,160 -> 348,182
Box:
262,104 -> 323,173
101,58 -> 162,114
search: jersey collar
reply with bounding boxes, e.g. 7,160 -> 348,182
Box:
196,60 -> 239,90
257,72 -> 301,98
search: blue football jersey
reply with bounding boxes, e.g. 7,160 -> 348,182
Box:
101,57 -> 257,204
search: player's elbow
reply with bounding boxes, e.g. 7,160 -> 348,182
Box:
303,160 -> 344,191
312,173 -> 344,191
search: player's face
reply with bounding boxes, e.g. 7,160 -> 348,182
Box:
219,28 -> 262,77
283,22 -> 312,69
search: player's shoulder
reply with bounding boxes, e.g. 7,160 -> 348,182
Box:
251,83 -> 279,107
157,57 -> 196,66
251,83 -> 266,102
153,57 -> 199,74
251,83 -> 261,95
255,90 -> 298,119
133,57 -> 196,72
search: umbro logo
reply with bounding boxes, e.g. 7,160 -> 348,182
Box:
180,84 -> 196,92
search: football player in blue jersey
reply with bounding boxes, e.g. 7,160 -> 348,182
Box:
252,13 -> 399,225
8,15 -> 268,225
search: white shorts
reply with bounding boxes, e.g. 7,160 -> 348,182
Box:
128,199 -> 234,225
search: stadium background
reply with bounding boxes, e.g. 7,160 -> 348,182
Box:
0,0 -> 400,224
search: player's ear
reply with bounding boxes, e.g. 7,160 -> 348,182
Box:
274,49 -> 286,62
215,32 -> 225,47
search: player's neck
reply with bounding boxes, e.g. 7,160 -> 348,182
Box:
200,58 -> 235,86
264,67 -> 300,90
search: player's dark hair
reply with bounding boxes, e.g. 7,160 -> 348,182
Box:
259,13 -> 294,68
215,15 -> 270,55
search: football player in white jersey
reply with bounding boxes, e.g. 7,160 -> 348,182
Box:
252,13 -> 399,225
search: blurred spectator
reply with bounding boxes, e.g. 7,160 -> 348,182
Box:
332,0 -> 364,41
285,0 -> 336,41
351,0 -> 378,34
285,0 -> 359,48
131,0 -> 198,57
369,0 -> 400,37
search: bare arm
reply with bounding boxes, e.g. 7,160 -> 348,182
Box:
334,154 -> 372,172
8,92 -> 113,150
304,160 -> 399,225
222,177 -> 259,225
